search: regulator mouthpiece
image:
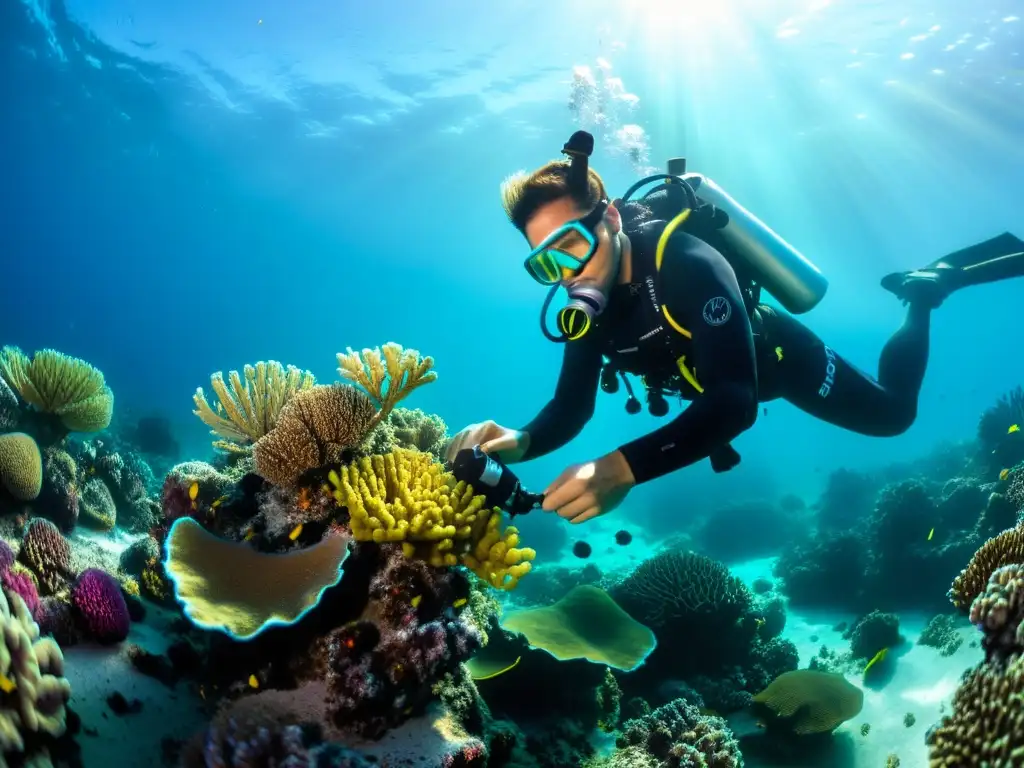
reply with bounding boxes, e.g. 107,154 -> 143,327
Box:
556,285 -> 607,341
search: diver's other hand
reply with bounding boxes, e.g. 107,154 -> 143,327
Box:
542,450 -> 636,525
444,420 -> 530,465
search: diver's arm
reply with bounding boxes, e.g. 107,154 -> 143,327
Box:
617,234 -> 758,484
519,332 -> 604,460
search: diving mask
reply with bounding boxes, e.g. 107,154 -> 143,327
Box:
524,200 -> 609,285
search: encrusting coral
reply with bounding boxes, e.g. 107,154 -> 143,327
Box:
330,448 -> 535,590
0,346 -> 113,434
193,360 -> 316,453
0,587 -> 72,754
0,432 -> 42,501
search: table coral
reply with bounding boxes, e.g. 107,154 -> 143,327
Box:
0,588 -> 71,753
330,448 -> 535,590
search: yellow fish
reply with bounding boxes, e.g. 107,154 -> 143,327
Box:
0,674 -> 16,694
212,495 -> 228,509
453,598 -> 467,608
863,647 -> 888,678
1010,424 -> 1020,434
927,527 -> 934,541
775,346 -> 784,362
289,524 -> 303,541
1001,468 -> 1011,481
411,595 -> 422,608
189,482 -> 199,501
248,674 -> 259,689
244,529 -> 255,541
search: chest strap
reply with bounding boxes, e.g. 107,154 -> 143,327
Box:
653,209 -> 704,394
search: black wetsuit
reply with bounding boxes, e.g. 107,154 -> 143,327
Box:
519,219 -> 930,484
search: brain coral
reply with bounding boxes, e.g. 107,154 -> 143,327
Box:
0,433 -> 42,501
71,568 -> 130,644
950,525 -> 1024,611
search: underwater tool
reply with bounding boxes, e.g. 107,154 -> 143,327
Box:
450,445 -> 545,516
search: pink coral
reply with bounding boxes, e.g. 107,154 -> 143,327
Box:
1,569 -> 39,619
71,568 -> 130,644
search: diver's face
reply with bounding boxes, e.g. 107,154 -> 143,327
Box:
525,197 -> 622,291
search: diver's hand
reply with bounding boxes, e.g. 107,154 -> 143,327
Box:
444,420 -> 530,465
542,450 -> 636,525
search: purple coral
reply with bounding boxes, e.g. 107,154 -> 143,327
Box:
0,540 -> 14,574
325,544 -> 481,738
2,568 -> 39,619
71,568 -> 130,644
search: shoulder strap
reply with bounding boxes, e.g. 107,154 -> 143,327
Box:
652,210 -> 704,394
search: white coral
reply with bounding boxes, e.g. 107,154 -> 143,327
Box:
0,589 -> 71,755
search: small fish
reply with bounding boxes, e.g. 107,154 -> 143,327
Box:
863,647 -> 888,678
1001,468 -> 1011,481
927,527 -> 934,541
762,407 -> 768,417
573,541 -> 592,559
1010,424 -> 1020,434
189,482 -> 199,501
199,685 -> 206,700
244,529 -> 255,541
0,674 -> 16,694
403,706 -> 413,715
248,674 -> 259,689
289,524 -> 303,541
452,598 -> 467,608
755,720 -> 766,729
614,530 -> 632,546
411,595 -> 422,608
211,495 -> 228,509
775,346 -> 784,362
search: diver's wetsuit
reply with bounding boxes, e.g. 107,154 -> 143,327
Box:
518,219 -> 931,484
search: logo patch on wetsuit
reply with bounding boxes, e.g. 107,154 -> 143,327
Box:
819,345 -> 837,398
702,297 -> 732,326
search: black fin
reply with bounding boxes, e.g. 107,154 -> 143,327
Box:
927,232 -> 1024,270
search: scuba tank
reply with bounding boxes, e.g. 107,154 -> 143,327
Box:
620,158 -> 829,315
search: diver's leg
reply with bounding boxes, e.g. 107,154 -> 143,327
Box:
761,308 -> 928,437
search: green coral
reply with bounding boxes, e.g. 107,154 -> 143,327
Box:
0,432 -> 42,501
0,346 -> 113,433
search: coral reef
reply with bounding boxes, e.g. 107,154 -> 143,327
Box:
609,697 -> 742,767
70,568 -> 130,644
331,449 -> 535,589
0,432 -> 42,501
79,476 -> 116,530
0,377 -> 18,432
193,360 -> 316,453
978,385 -> 1024,476
918,614 -> 964,656
17,519 -> 72,596
950,524 -> 1024,610
36,448 -> 79,532
337,343 -> 437,421
845,611 -> 902,660
0,346 -> 113,437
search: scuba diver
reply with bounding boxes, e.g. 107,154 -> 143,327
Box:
445,130 -> 1024,525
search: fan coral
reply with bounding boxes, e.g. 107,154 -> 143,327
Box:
71,568 -> 130,644
252,384 -> 378,487
615,697 -> 742,767
0,589 -> 71,753
978,386 -> 1024,452
193,360 -> 316,453
0,432 -> 42,501
0,377 -> 18,432
950,525 -> 1024,610
0,346 -> 113,434
753,669 -> 864,734
330,448 -> 535,589
17,519 -> 72,596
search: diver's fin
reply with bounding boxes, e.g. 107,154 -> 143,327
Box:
710,443 -> 741,473
881,232 -> 1024,308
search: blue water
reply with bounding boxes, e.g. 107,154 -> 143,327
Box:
3,0 -> 1023,552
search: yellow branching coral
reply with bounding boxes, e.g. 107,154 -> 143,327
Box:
0,346 -> 113,433
337,343 -> 436,425
329,448 -> 535,590
253,384 -> 379,487
193,361 -> 316,452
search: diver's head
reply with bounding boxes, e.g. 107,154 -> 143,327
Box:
501,160 -> 627,298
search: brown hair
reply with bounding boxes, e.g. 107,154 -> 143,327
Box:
500,160 -> 608,234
